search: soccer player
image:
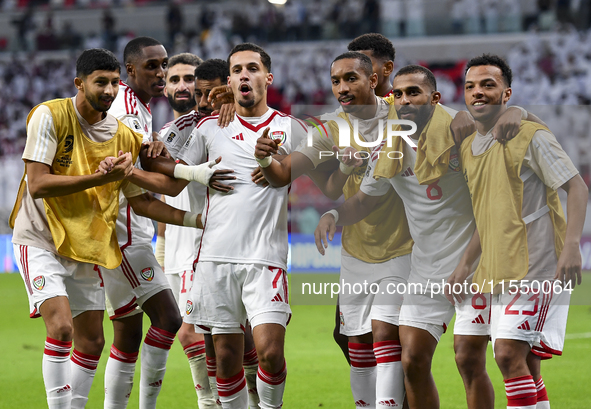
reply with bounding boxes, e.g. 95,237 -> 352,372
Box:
136,42 -> 308,409
257,52 -> 413,409
456,54 -> 588,409
347,33 -> 396,98
100,36 -> 182,409
9,48 -> 140,409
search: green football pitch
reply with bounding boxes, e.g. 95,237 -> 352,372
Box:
1,272 -> 590,409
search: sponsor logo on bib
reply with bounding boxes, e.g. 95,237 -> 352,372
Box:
270,130 -> 287,146
140,267 -> 154,281
186,300 -> 194,315
33,275 -> 45,290
133,119 -> 141,131
166,131 -> 176,143
449,152 -> 460,172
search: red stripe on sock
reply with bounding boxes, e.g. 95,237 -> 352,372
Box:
243,347 -> 258,366
505,375 -> 537,407
257,361 -> 287,386
44,337 -> 72,357
109,345 -> 138,364
184,341 -> 206,358
144,326 -> 175,350
217,369 -> 246,397
71,349 -> 100,371
535,377 -> 549,402
373,340 -> 402,364
206,356 -> 217,377
348,342 -> 376,368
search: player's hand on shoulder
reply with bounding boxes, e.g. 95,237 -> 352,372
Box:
214,103 -> 236,128
450,111 -> 476,148
492,106 -> 523,144
208,85 -> 233,108
143,141 -> 171,159
314,212 -> 337,256
255,127 -> 281,159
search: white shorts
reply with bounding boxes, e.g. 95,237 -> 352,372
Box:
13,244 -> 105,318
338,252 -> 410,337
454,292 -> 492,337
491,281 -> 570,359
100,243 -> 170,320
184,262 -> 291,334
166,269 -> 194,316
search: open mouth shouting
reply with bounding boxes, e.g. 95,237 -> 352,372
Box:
338,95 -> 354,106
239,83 -> 252,97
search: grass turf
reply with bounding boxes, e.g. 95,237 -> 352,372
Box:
0,272 -> 590,408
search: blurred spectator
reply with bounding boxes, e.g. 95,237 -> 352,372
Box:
10,7 -> 36,51
60,21 -> 82,50
102,8 -> 117,51
36,12 -> 60,50
362,0 -> 380,34
405,0 -> 426,36
166,2 -> 183,46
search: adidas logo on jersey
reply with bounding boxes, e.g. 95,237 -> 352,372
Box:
355,400 -> 371,407
57,385 -> 71,394
232,133 -> 245,141
518,321 -> 531,330
401,167 -> 414,177
472,314 -> 486,324
195,384 -> 203,391
378,399 -> 399,407
271,294 -> 284,302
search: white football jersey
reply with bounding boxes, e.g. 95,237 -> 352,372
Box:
109,81 -> 155,247
177,108 -> 308,270
361,141 -> 476,285
159,111 -> 206,274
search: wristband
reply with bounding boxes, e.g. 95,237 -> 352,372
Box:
255,155 -> 273,168
174,160 -> 217,186
322,209 -> 339,224
339,162 -> 354,175
182,212 -> 199,228
155,235 -> 165,267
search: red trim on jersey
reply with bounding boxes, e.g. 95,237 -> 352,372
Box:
276,111 -> 308,133
237,111 -> 279,132
196,115 -> 220,129
382,89 -> 394,98
120,204 -> 133,251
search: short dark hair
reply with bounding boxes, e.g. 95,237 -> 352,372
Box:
348,33 -> 395,62
331,52 -> 373,77
123,36 -> 163,64
465,54 -> 512,87
168,53 -> 203,70
394,65 -> 437,92
195,59 -> 229,82
227,43 -> 271,72
76,48 -> 120,78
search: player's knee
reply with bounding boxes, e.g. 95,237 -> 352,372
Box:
455,348 -> 482,378
49,321 -> 74,341
493,344 -> 521,373
402,347 -> 431,377
177,324 -> 196,347
257,345 -> 284,373
85,332 -> 105,356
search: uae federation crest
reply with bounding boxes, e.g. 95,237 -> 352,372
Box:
140,267 -> 154,281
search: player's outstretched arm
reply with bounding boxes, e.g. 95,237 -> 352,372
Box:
555,174 -> 588,288
445,228 -> 481,305
127,192 -> 203,229
314,190 -> 381,255
26,151 -> 133,199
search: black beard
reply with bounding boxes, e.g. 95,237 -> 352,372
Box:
87,94 -> 109,112
167,94 -> 196,114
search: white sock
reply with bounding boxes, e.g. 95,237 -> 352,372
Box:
184,341 -> 217,408
505,375 -> 537,409
217,368 -> 249,409
207,356 -> 222,407
104,345 -> 138,409
70,349 -> 100,409
257,361 -> 287,409
139,326 -> 175,409
349,342 -> 377,409
243,347 -> 260,409
374,341 -> 405,408
535,377 -> 550,409
43,337 -> 73,409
